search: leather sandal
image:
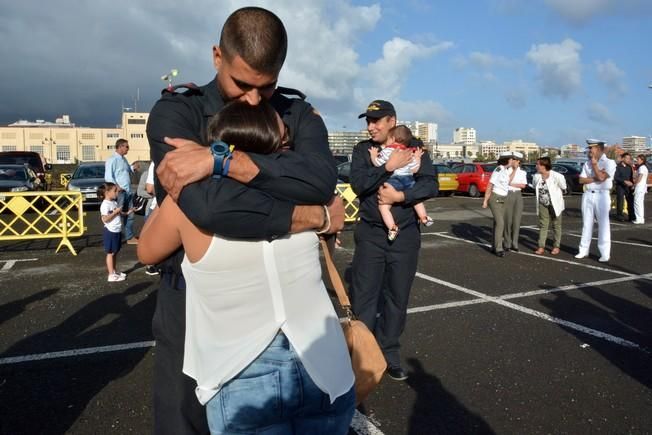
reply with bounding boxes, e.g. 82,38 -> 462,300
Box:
551,247 -> 560,255
534,247 -> 545,255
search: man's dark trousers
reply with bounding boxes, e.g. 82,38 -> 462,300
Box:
152,281 -> 210,435
350,220 -> 420,369
615,185 -> 635,221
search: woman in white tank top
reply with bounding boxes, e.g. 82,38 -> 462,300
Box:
138,101 -> 355,434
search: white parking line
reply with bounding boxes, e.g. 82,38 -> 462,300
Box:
351,410 -> 385,435
0,258 -> 38,272
566,233 -> 652,248
408,273 -> 652,313
415,272 -> 649,353
424,232 -> 635,276
0,341 -> 156,365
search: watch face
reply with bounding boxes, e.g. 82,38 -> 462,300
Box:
211,141 -> 229,155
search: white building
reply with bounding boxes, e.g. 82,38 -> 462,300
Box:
453,127 -> 476,145
432,143 -> 480,161
560,143 -> 584,158
397,120 -> 438,143
622,136 -> 647,153
479,141 -> 505,158
328,130 -> 368,156
503,139 -> 540,157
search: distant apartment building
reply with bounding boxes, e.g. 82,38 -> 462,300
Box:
398,120 -> 438,143
560,143 -> 584,158
432,143 -> 480,160
479,141 -> 505,158
1,112 -> 151,163
328,130 -> 368,156
503,139 -> 540,157
622,136 -> 647,153
453,127 -> 476,145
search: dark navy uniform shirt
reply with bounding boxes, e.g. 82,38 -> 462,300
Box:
350,140 -> 438,227
146,77 -> 337,273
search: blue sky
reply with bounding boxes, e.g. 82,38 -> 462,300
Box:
1,0 -> 651,148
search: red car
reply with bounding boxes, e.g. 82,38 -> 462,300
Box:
450,163 -> 497,197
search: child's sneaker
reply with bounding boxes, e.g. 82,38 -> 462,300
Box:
388,225 -> 399,241
108,272 -> 126,282
422,216 -> 434,227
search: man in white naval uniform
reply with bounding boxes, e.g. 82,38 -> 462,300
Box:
575,139 -> 617,262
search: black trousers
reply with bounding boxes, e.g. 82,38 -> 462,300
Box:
350,220 -> 420,369
615,185 -> 635,220
152,281 -> 210,435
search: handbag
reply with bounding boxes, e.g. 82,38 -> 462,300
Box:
319,238 -> 387,405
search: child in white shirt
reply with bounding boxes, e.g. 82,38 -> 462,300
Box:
98,182 -> 135,282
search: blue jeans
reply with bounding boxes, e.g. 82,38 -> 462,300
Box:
387,175 -> 415,191
117,191 -> 135,240
206,333 -> 355,435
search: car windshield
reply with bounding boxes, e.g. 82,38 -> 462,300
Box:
482,164 -> 496,172
434,165 -> 452,174
73,165 -> 105,179
0,167 -> 28,181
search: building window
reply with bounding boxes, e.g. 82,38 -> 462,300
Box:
2,145 -> 17,151
56,145 -> 71,162
81,145 -> 95,161
30,145 -> 44,155
55,133 -> 70,140
1,132 -> 16,139
130,133 -> 144,139
106,133 -> 120,139
127,119 -> 147,124
81,133 -> 95,140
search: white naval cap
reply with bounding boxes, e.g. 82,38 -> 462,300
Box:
512,151 -> 524,160
586,138 -> 606,147
499,151 -> 513,158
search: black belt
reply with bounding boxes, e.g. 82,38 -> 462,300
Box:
160,272 -> 186,290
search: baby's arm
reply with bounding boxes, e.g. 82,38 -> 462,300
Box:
411,148 -> 424,173
369,147 -> 382,167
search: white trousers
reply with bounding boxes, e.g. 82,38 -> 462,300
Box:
579,190 -> 611,258
634,189 -> 646,223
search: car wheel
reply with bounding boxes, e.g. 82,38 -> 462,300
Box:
468,184 -> 479,197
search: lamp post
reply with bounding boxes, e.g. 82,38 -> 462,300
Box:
161,69 -> 179,91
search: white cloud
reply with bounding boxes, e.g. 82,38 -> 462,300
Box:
526,38 -> 582,99
544,0 -> 652,24
595,60 -> 627,97
587,102 -> 616,124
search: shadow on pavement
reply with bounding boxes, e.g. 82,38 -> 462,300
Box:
405,358 -> 495,435
538,287 -> 652,390
0,282 -> 155,434
0,287 -> 59,327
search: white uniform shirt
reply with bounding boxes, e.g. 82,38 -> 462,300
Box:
635,165 -> 648,194
181,231 -> 354,406
100,199 -> 121,233
508,167 -> 527,192
489,165 -> 510,196
145,161 -> 157,210
580,154 -> 616,191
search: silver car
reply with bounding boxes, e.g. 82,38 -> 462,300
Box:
67,162 -> 106,205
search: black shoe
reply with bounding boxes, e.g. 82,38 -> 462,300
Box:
510,247 -> 519,252
495,251 -> 506,257
144,265 -> 159,276
387,366 -> 408,381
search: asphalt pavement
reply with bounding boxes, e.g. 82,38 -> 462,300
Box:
1,193 -> 650,434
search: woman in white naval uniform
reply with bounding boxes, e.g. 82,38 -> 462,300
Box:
632,154 -> 648,224
482,152 -> 515,257
575,139 -> 617,262
138,101 -> 355,435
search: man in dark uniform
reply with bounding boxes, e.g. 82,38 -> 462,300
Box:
146,7 -> 343,435
349,100 -> 438,381
614,152 -> 635,221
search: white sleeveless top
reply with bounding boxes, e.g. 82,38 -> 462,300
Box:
181,231 -> 354,405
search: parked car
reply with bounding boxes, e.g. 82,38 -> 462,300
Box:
520,163 -> 536,194
0,164 -> 46,206
0,151 -> 52,189
337,161 -> 351,183
433,164 -> 459,196
552,163 -> 582,193
67,162 -> 106,206
450,163 -> 495,197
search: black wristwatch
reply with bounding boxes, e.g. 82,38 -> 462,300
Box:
210,141 -> 232,179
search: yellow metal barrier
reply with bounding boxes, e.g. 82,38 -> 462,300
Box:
0,191 -> 85,255
336,183 -> 359,223
60,173 -> 72,188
